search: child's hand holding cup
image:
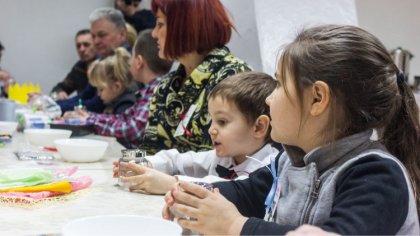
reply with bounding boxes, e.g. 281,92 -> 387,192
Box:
118,149 -> 148,189
167,182 -> 214,235
169,182 -> 214,220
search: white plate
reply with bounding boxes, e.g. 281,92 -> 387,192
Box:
62,215 -> 182,236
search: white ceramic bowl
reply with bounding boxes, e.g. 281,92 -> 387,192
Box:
0,121 -> 18,135
54,138 -> 108,163
24,128 -> 72,148
62,215 -> 182,236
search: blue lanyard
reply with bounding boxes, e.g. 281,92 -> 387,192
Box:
264,155 -> 278,215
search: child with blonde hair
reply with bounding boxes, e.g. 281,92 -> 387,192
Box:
88,47 -> 136,114
64,30 -> 172,148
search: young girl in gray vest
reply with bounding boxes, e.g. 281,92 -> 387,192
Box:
162,25 -> 420,235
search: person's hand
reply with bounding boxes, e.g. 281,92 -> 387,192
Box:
62,111 -> 77,119
119,162 -> 177,195
169,181 -> 247,235
0,71 -> 13,94
112,160 -> 119,178
62,110 -> 88,119
162,183 -> 179,221
27,92 -> 42,100
285,225 -> 340,236
56,91 -> 68,100
27,92 -> 41,97
75,109 -> 89,118
26,92 -> 43,105
0,70 -> 12,82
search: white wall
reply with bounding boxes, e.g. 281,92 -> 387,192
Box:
0,0 -> 113,93
222,0 -> 262,71
355,0 -> 420,85
0,0 -> 261,93
254,0 -> 358,75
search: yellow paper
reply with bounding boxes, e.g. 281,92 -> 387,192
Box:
29,82 -> 35,93
35,83 -> 41,93
6,82 -> 42,104
7,83 -> 19,101
20,83 -> 29,104
0,181 -> 72,193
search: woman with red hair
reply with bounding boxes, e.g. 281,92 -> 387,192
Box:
140,0 -> 252,154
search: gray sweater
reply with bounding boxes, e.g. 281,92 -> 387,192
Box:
215,130 -> 419,235
272,130 -> 419,235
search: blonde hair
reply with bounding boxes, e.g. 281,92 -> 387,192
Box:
88,47 -> 133,90
125,23 -> 137,49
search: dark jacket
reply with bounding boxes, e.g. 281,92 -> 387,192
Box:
51,60 -> 90,95
125,9 -> 156,33
104,89 -> 137,115
56,84 -> 105,114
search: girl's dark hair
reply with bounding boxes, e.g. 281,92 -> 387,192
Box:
208,71 -> 276,142
278,24 -> 420,214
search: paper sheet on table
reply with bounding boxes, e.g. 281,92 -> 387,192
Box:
0,180 -> 72,193
0,168 -> 54,190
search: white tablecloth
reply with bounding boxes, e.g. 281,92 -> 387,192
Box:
0,134 -> 164,236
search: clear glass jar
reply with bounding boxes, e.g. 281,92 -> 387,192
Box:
118,149 -> 148,188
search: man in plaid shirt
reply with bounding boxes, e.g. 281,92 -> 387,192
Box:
86,30 -> 172,148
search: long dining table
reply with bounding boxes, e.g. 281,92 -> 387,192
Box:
0,133 -> 164,235
1,90 -> 419,236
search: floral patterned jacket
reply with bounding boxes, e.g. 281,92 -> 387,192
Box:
140,47 -> 251,154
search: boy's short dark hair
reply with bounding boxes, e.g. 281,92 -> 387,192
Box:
208,71 -> 276,142
134,29 -> 172,74
0,41 -> 4,51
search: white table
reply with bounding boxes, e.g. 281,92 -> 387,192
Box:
0,134 -> 164,236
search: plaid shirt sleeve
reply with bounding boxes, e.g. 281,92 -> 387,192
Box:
86,78 -> 160,147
